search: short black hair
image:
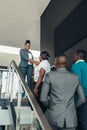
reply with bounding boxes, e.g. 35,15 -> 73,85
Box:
55,53 -> 68,67
57,53 -> 67,58
25,40 -> 31,45
40,51 -> 50,60
55,53 -> 68,63
76,49 -> 86,60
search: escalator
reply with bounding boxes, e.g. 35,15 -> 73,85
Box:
0,61 -> 52,130
0,99 -> 16,130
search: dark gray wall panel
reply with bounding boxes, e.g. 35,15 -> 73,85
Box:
41,0 -> 81,64
64,37 -> 87,69
54,0 -> 87,56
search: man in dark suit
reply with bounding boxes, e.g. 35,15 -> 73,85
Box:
40,54 -> 85,130
19,40 -> 34,91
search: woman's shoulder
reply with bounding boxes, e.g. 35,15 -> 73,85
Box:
20,48 -> 25,51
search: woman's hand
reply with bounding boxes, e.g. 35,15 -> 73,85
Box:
34,87 -> 38,97
34,68 -> 45,97
29,59 -> 34,63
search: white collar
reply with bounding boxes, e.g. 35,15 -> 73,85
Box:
75,59 -> 85,63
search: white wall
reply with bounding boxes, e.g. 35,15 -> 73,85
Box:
0,0 -> 50,50
0,52 -> 20,67
0,51 -> 40,67
0,0 -> 50,66
0,45 -> 40,66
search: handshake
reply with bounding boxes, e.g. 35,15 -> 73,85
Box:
28,59 -> 40,66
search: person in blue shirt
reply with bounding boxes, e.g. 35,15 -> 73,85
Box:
71,49 -> 87,130
19,40 -> 34,91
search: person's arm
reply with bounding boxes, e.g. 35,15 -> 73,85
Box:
29,59 -> 40,65
34,68 -> 45,97
20,49 -> 28,61
71,64 -> 81,81
28,52 -> 34,64
34,60 -> 40,66
76,80 -> 86,107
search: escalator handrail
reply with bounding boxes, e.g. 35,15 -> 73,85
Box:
10,60 -> 52,130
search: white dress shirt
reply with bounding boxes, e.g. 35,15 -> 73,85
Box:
28,52 -> 33,65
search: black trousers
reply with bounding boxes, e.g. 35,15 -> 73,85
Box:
77,98 -> 87,130
33,81 -> 46,113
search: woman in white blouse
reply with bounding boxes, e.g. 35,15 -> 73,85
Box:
30,51 -> 50,111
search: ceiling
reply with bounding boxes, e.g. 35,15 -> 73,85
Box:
0,0 -> 50,51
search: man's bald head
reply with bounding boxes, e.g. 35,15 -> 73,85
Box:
55,54 -> 68,68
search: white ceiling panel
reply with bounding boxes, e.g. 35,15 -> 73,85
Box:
0,0 -> 50,50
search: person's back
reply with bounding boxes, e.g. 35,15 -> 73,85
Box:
40,54 -> 85,130
71,49 -> 87,130
72,61 -> 87,96
48,69 -> 80,107
72,60 -> 87,96
43,69 -> 83,127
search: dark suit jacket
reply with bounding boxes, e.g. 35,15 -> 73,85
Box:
40,68 -> 85,128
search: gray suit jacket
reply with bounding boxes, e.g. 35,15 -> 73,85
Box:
40,68 -> 85,128
19,49 -> 33,68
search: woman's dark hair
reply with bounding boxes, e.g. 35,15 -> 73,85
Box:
40,51 -> 50,60
25,40 -> 31,45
